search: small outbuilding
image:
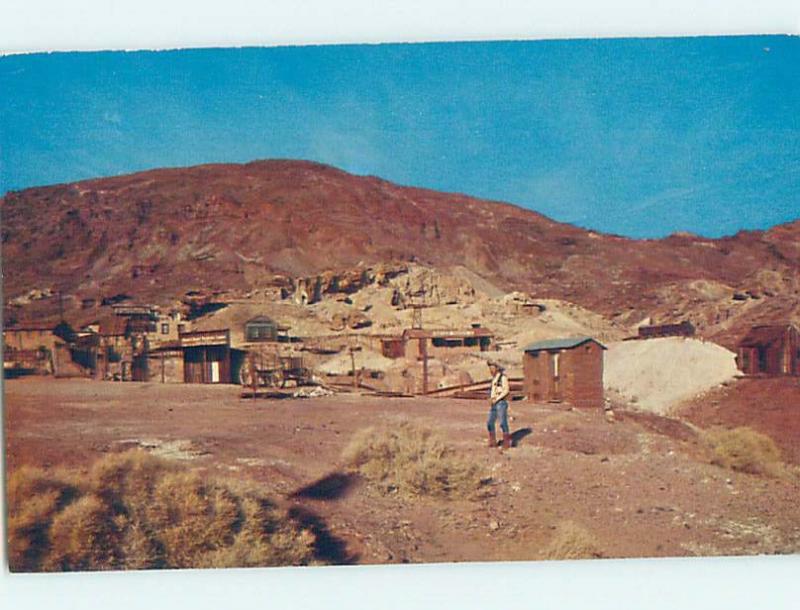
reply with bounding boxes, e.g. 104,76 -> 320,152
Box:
638,320 -> 695,339
244,316 -> 290,343
736,324 -> 800,376
523,336 -> 606,408
397,326 -> 494,360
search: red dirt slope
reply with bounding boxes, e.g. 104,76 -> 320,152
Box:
2,160 -> 798,341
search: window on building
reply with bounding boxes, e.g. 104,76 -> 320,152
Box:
161,323 -> 169,335
553,352 -> 560,379
246,323 -> 277,342
177,324 -> 186,334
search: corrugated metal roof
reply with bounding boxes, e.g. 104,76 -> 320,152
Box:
523,336 -> 606,352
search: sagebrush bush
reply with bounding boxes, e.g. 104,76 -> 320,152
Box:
342,422 -> 480,498
702,426 -> 785,477
7,451 -> 318,572
7,466 -> 82,571
539,521 -> 603,560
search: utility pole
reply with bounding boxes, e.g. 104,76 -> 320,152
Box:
350,347 -> 357,390
420,337 -> 428,394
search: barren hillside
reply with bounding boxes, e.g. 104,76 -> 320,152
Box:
2,160 -> 798,345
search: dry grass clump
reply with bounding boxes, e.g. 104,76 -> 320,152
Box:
7,451 -> 317,572
539,521 -> 604,561
342,422 -> 480,498
702,426 -> 786,477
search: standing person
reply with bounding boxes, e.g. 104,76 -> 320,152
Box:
487,361 -> 511,450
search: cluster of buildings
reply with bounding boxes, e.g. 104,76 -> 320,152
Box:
4,305 -> 799,410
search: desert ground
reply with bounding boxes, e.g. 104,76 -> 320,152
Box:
5,376 -> 800,566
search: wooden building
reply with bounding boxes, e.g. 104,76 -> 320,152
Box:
3,322 -> 66,352
96,316 -> 132,380
523,336 -> 606,408
3,321 -> 74,377
638,321 -> 695,339
382,326 -> 494,360
145,343 -> 185,383
180,329 -> 245,384
736,324 -> 800,376
244,316 -> 290,343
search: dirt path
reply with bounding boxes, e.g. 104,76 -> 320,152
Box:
5,378 -> 800,564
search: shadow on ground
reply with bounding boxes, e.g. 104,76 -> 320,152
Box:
511,427 -> 533,447
290,472 -> 359,501
287,505 -> 359,564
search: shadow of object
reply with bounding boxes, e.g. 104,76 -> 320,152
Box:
290,472 -> 358,501
511,427 -> 533,447
287,505 -> 359,565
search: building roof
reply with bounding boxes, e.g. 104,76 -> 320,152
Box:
524,336 -> 606,352
738,324 -> 798,348
148,341 -> 182,353
404,327 -> 494,340
244,315 -> 290,331
245,315 -> 276,325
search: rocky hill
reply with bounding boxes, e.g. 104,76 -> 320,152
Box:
2,160 -> 798,345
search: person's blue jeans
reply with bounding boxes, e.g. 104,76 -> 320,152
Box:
487,399 -> 509,434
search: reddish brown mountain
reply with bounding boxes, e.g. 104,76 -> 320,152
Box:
2,160 -> 798,344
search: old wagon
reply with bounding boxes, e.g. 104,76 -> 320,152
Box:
239,352 -> 312,388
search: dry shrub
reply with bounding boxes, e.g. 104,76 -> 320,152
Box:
44,495 -> 122,571
342,422 -> 480,498
7,466 -> 82,571
702,426 -> 785,477
7,451 -> 318,572
539,521 -> 603,560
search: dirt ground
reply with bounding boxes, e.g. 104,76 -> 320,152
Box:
681,377 -> 800,465
5,377 -> 800,565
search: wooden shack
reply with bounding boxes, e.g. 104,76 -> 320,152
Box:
145,343 -> 185,383
736,324 -> 800,376
181,329 -> 232,383
396,326 -> 493,360
3,322 -> 65,352
244,315 -> 289,343
179,329 -> 246,384
523,336 -> 606,408
3,321 -> 78,377
638,321 -> 695,339
96,316 -> 131,380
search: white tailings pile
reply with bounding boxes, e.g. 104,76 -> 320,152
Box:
604,337 -> 738,414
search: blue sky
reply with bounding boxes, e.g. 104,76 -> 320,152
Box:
1,36 -> 798,238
